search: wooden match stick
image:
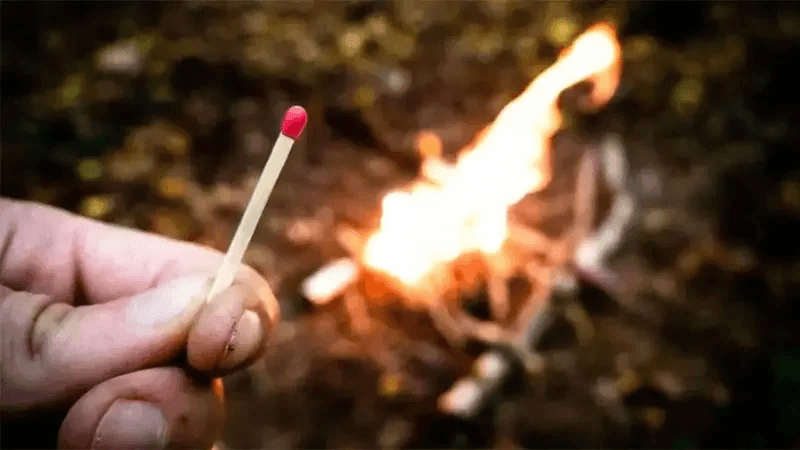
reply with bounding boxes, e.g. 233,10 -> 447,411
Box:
206,105 -> 308,301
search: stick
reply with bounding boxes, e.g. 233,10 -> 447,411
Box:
572,149 -> 599,250
206,106 -> 308,301
438,350 -> 511,418
574,134 -> 635,289
301,257 -> 360,305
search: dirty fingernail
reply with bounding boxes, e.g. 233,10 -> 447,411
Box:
93,400 -> 168,450
218,310 -> 263,371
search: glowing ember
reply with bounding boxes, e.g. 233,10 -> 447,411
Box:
363,23 -> 622,285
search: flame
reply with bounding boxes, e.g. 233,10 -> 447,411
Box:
362,23 -> 622,285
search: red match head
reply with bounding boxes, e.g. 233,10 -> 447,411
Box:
281,105 -> 308,140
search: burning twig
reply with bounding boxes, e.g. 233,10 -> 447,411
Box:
453,312 -> 507,344
429,298 -> 469,347
506,220 -> 557,254
510,266 -> 562,358
344,289 -> 372,335
488,273 -> 511,322
572,149 -> 600,251
481,246 -> 522,324
335,224 -> 367,258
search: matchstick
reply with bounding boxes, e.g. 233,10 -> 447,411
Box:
206,105 -> 308,301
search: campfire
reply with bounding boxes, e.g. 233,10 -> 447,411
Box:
300,22 -> 636,418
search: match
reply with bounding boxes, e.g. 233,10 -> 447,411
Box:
206,105 -> 308,302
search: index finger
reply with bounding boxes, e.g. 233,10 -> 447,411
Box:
0,197 -> 227,304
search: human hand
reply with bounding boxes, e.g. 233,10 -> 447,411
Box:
0,197 -> 280,449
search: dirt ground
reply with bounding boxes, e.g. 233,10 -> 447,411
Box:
2,1 -> 799,448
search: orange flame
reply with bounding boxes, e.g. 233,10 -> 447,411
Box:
362,23 -> 622,285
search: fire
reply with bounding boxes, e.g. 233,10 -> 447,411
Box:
362,23 -> 622,285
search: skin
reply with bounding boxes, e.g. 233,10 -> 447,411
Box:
0,197 -> 280,449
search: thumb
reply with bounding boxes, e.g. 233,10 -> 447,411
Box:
59,367 -> 225,450
1,274 -> 212,415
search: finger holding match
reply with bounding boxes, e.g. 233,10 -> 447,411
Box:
206,106 -> 307,302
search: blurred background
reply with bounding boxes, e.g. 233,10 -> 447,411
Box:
2,1 -> 799,448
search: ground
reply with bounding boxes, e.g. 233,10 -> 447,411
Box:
2,1 -> 799,448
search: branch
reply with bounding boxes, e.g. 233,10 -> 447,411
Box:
574,134 -> 636,290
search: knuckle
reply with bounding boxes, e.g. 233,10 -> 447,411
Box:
1,290 -> 75,410
32,302 -> 75,362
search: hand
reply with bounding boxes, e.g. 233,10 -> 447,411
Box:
0,197 -> 280,449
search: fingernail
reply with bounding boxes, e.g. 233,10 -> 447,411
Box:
93,400 -> 168,450
127,274 -> 213,327
218,310 -> 263,371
